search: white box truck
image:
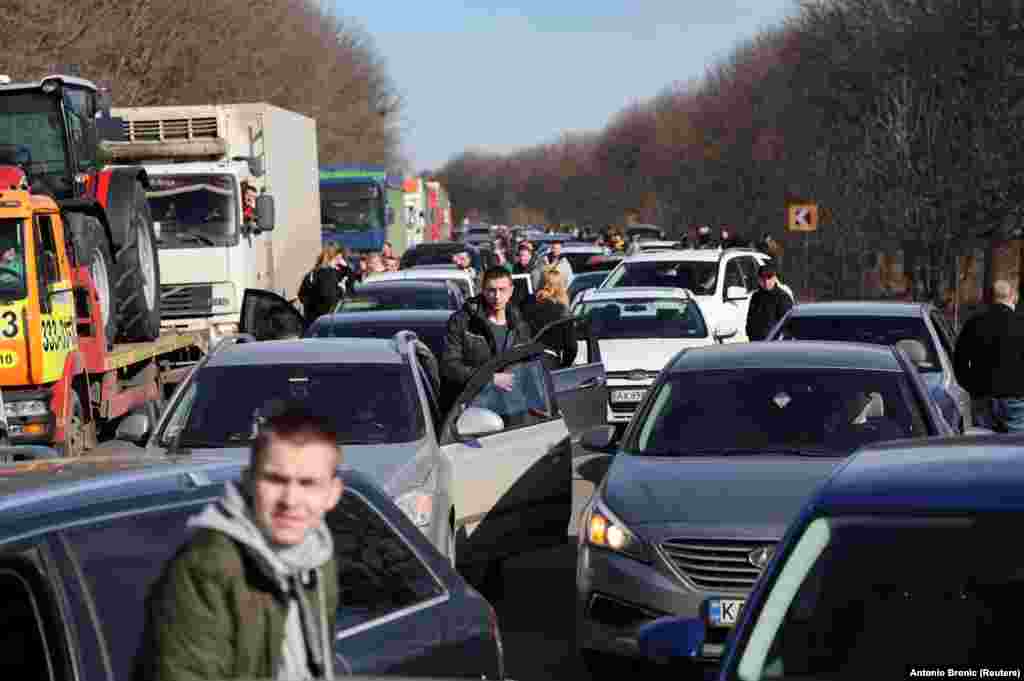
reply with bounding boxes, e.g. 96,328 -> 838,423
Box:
104,103 -> 321,346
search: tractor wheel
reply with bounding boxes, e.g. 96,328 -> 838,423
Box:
66,212 -> 117,344
114,181 -> 161,342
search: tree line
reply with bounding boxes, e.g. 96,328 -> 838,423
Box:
0,0 -> 402,166
436,0 -> 1024,303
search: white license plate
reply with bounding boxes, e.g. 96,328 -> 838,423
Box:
707,598 -> 745,627
611,389 -> 646,403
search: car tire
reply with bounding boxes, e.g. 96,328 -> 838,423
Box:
67,212 -> 118,344
114,181 -> 162,342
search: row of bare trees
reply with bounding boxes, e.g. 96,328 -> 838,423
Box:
0,0 -> 402,165
437,0 -> 1024,302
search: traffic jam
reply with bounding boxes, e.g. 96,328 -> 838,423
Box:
0,72 -> 1019,681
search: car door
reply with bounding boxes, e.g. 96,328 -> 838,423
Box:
721,256 -> 751,342
439,344 -> 572,566
928,309 -> 971,428
531,316 -> 608,438
238,288 -> 306,340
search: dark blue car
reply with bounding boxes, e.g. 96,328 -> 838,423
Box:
637,434 -> 1024,678
0,454 -> 504,680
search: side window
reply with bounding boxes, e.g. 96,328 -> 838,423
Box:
64,89 -> 96,171
160,380 -> 198,445
467,357 -> 555,431
35,215 -> 61,287
329,489 -> 444,633
415,363 -> 441,434
0,557 -> 71,681
930,312 -> 955,358
62,505 -> 205,681
740,257 -> 760,292
724,259 -> 746,294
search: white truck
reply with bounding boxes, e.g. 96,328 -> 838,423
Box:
103,103 -> 322,346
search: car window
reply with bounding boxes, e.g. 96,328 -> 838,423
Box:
575,298 -> 708,339
0,559 -> 67,681
631,369 -> 929,456
724,258 -> 747,293
735,514 -> 1024,679
177,363 -> 425,447
160,381 -> 198,446
776,316 -> 942,372
415,362 -> 442,435
739,256 -> 760,291
307,322 -> 448,364
466,358 -> 556,431
930,311 -> 955,358
336,287 -> 452,312
604,261 -> 718,295
62,505 -> 205,681
329,489 -> 444,634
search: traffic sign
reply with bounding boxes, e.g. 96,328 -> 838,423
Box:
787,202 -> 818,232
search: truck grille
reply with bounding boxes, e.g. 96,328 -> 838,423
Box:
121,116 -> 219,142
659,538 -> 776,591
160,284 -> 213,318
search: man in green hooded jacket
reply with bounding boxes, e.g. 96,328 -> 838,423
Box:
139,404 -> 342,681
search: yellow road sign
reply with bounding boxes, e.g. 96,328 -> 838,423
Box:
787,203 -> 818,232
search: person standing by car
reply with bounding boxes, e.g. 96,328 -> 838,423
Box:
298,246 -> 342,327
953,280 -> 1024,432
141,404 -> 343,681
521,267 -> 577,370
510,243 -> 534,308
441,266 -> 532,403
747,264 -> 793,341
541,240 -> 574,287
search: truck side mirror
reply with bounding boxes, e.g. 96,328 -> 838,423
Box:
256,194 -> 275,232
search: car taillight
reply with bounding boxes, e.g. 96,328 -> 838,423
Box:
486,600 -> 506,680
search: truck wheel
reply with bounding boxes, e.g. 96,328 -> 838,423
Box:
58,390 -> 88,458
67,212 -> 118,344
114,181 -> 161,342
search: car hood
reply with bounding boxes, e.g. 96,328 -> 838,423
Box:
602,453 -> 843,529
175,439 -> 432,496
598,338 -> 711,373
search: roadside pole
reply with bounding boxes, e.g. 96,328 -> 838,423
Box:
786,199 -> 819,299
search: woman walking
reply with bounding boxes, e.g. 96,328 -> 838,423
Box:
521,267 -> 577,370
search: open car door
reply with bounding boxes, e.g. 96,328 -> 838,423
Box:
239,289 -> 305,340
532,316 -> 607,438
440,343 -> 572,571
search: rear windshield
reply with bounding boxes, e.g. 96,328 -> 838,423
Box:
576,298 -> 708,339
402,246 -> 482,272
604,261 -> 718,295
777,316 -> 941,372
308,322 -> 448,364
337,286 -> 454,312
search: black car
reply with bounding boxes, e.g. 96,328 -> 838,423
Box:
340,279 -> 464,313
307,309 -> 454,363
401,242 -> 485,273
0,456 -> 505,679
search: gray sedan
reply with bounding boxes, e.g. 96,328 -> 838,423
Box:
573,341 -> 952,673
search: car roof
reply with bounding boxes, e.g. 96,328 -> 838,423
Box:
788,301 -> 928,318
353,279 -> 451,290
669,340 -> 902,373
315,310 -> 453,326
818,435 -> 1024,514
621,248 -> 763,263
579,287 -> 692,301
208,338 -> 404,367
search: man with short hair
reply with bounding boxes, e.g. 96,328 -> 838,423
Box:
746,264 -> 793,341
441,265 -> 532,400
510,243 -> 534,307
541,240 -> 573,287
143,403 -> 342,681
954,280 -> 1024,432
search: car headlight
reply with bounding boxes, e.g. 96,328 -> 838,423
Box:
6,400 -> 49,418
397,490 -> 434,527
585,498 -> 651,562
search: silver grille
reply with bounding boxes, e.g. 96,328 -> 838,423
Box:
160,284 -> 212,318
121,116 -> 219,142
660,538 -> 775,591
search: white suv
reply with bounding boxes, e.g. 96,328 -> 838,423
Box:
571,287 -> 736,426
598,247 -> 791,342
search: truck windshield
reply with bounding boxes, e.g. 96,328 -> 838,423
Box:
147,173 -> 238,248
321,184 -> 384,231
0,92 -> 71,199
0,219 -> 27,299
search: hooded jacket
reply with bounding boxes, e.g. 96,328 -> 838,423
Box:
140,481 -> 338,681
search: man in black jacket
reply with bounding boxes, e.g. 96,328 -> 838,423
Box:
746,264 -> 793,341
953,280 -> 1024,432
440,266 -> 533,408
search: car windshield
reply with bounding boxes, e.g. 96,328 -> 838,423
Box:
336,287 -> 453,312
177,364 -> 423,446
321,183 -> 383,230
147,174 -> 238,247
402,246 -> 482,272
731,514 -> 1024,680
0,219 -> 27,299
307,322 -> 448,364
568,272 -> 608,300
576,298 -> 708,339
604,261 -> 719,295
0,92 -> 70,198
775,316 -> 942,372
629,369 -> 928,456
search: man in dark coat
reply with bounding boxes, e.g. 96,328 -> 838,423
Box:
746,264 -> 793,341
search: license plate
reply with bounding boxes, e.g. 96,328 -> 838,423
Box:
708,598 -> 745,627
611,389 -> 646,403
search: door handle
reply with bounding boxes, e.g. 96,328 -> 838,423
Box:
579,376 -> 606,388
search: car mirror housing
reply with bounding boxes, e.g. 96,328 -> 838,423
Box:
455,406 -> 504,439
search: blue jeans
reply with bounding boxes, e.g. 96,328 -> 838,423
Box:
974,397 -> 1024,433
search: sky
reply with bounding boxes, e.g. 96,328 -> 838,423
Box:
328,1 -> 798,172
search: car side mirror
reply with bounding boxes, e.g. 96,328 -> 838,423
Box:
116,411 -> 151,443
256,194 -> 275,232
725,285 -> 748,301
580,424 -> 616,451
455,406 -> 504,439
714,320 -> 737,340
637,615 -> 706,663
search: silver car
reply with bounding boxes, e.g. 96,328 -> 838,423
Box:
116,290 -> 607,590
